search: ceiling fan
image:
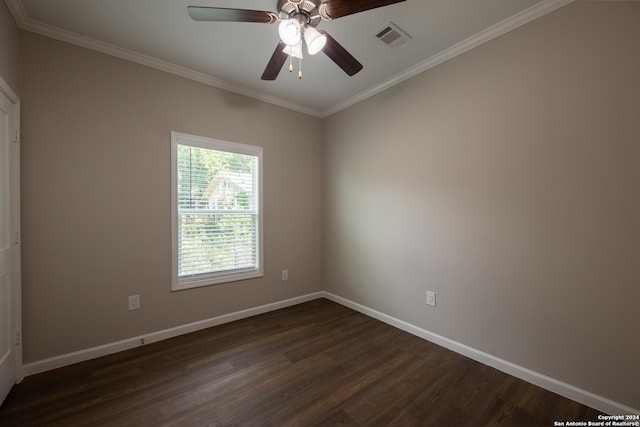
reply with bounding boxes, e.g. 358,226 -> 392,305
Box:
187,0 -> 406,80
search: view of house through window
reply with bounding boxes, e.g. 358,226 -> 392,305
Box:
171,132 -> 263,290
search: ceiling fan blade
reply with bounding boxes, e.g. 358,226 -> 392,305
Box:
261,41 -> 289,81
322,33 -> 363,76
187,6 -> 277,23
322,0 -> 405,20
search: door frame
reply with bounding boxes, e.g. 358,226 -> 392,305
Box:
0,74 -> 22,384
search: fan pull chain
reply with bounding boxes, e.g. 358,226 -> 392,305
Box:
289,55 -> 293,73
298,57 -> 302,79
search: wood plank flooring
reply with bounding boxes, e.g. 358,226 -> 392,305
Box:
0,298 -> 603,426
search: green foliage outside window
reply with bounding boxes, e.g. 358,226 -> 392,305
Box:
177,144 -> 258,278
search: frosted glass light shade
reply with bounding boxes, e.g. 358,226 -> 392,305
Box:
278,19 -> 301,46
304,27 -> 327,55
283,41 -> 303,59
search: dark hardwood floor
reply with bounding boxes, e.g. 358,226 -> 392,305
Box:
0,298 -> 603,426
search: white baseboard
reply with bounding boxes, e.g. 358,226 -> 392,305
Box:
23,292 -> 324,376
23,290 -> 638,416
323,292 -> 639,416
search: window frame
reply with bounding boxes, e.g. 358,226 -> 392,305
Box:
170,131 -> 264,291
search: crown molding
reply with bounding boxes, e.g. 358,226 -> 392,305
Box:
320,0 -> 576,118
6,0 -> 574,119
4,0 -> 323,118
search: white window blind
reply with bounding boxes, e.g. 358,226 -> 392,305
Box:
171,132 -> 263,290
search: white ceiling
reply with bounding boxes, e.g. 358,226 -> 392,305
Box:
6,0 -> 574,117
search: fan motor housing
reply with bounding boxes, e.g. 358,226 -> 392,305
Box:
277,0 -> 322,27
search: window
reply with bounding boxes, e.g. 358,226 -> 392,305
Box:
171,132 -> 263,290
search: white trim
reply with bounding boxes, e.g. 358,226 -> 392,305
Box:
22,292 -> 324,376
322,292 -> 639,416
5,0 -> 574,118
3,0 -> 321,118
0,77 -> 18,104
0,74 -> 23,384
320,0 -> 575,117
21,290 -> 638,414
170,131 -> 264,291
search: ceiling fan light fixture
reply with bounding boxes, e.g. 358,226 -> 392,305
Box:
304,27 -> 327,55
186,0 -> 408,80
283,41 -> 303,59
278,18 -> 301,45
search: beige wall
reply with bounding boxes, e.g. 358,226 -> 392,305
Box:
11,0 -> 640,412
19,32 -> 324,363
324,1 -> 640,410
0,1 -> 20,91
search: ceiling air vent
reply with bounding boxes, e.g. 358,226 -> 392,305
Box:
376,22 -> 411,48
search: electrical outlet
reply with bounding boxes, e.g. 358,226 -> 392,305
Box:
128,294 -> 140,310
426,291 -> 436,307
282,270 -> 288,281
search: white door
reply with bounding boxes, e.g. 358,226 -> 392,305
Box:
0,83 -> 19,406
